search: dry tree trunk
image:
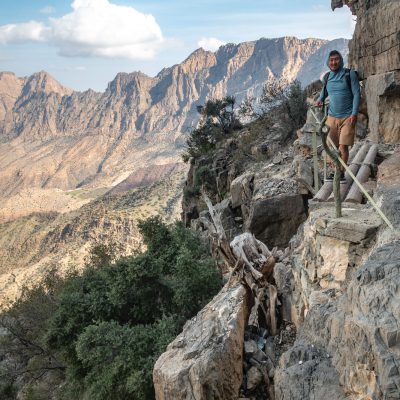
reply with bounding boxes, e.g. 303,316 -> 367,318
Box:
202,194 -> 278,336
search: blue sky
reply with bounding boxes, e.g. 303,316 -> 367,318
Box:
0,0 -> 355,91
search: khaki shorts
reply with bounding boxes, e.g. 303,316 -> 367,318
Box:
326,115 -> 355,146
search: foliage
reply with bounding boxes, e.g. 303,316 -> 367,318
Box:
0,217 -> 221,400
84,241 -> 124,268
183,185 -> 201,201
0,268 -> 68,399
194,165 -> 216,193
44,216 -> 221,400
182,96 -> 242,161
239,78 -> 308,140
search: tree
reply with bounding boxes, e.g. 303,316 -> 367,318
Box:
183,96 -> 242,161
44,217 -> 222,400
0,269 -> 67,399
239,78 -> 308,140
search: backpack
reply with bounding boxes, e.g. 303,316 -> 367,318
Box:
322,68 -> 361,99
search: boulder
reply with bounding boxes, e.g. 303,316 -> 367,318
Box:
246,181 -> 307,248
153,284 -> 247,400
230,173 -> 254,211
290,155 -> 313,194
246,366 -> 263,391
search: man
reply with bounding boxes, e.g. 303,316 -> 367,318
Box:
316,50 -> 361,182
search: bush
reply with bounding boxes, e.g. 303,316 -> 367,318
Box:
239,79 -> 307,140
45,216 -> 222,400
183,96 -> 242,161
194,166 -> 216,193
0,269 -> 68,400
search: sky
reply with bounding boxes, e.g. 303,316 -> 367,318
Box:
0,0 -> 356,92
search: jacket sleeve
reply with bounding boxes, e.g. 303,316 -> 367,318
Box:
350,70 -> 361,115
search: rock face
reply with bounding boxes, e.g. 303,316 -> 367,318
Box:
274,342 -> 347,400
274,147 -> 400,399
295,240 -> 400,399
0,37 -> 348,198
333,0 -> 400,143
153,284 -> 247,400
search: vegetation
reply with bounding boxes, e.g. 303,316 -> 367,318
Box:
182,96 -> 242,161
181,79 -> 308,205
183,79 -> 307,164
0,217 -> 222,400
239,78 -> 308,141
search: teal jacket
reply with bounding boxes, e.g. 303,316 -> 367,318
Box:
319,53 -> 360,118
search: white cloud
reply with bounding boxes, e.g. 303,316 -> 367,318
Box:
40,6 -> 56,14
198,37 -> 226,52
0,21 -> 49,44
0,0 -> 163,59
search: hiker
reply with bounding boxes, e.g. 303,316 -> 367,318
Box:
316,50 -> 361,182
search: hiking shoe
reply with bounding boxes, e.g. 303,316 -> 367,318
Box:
325,172 -> 334,182
325,172 -> 346,183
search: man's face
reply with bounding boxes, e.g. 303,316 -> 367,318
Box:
329,54 -> 341,71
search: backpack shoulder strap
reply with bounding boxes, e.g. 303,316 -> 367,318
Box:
344,68 -> 353,95
322,71 -> 330,99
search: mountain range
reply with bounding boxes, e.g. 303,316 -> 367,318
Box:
0,37 -> 348,206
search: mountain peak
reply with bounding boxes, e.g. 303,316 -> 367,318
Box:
106,71 -> 154,94
23,71 -> 72,97
181,47 -> 217,73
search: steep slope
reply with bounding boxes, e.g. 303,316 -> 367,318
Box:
0,168 -> 186,307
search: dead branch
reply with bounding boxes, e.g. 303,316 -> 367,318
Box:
202,193 -> 279,336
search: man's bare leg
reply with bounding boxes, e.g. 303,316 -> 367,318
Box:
339,144 -> 349,167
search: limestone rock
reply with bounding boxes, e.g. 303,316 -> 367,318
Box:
153,284 -> 247,400
345,0 -> 400,144
365,70 -> 400,143
349,0 -> 400,78
300,240 -> 400,399
274,343 -> 347,400
246,366 -> 263,391
245,177 -> 306,248
230,173 -> 254,209
376,149 -> 400,231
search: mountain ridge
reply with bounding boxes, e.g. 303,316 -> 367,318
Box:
0,36 -> 348,203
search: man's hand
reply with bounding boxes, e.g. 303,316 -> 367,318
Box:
349,115 -> 357,126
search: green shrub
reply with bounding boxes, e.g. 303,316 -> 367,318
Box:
194,165 -> 216,193
183,185 -> 201,200
182,96 -> 242,161
44,216 -> 222,400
